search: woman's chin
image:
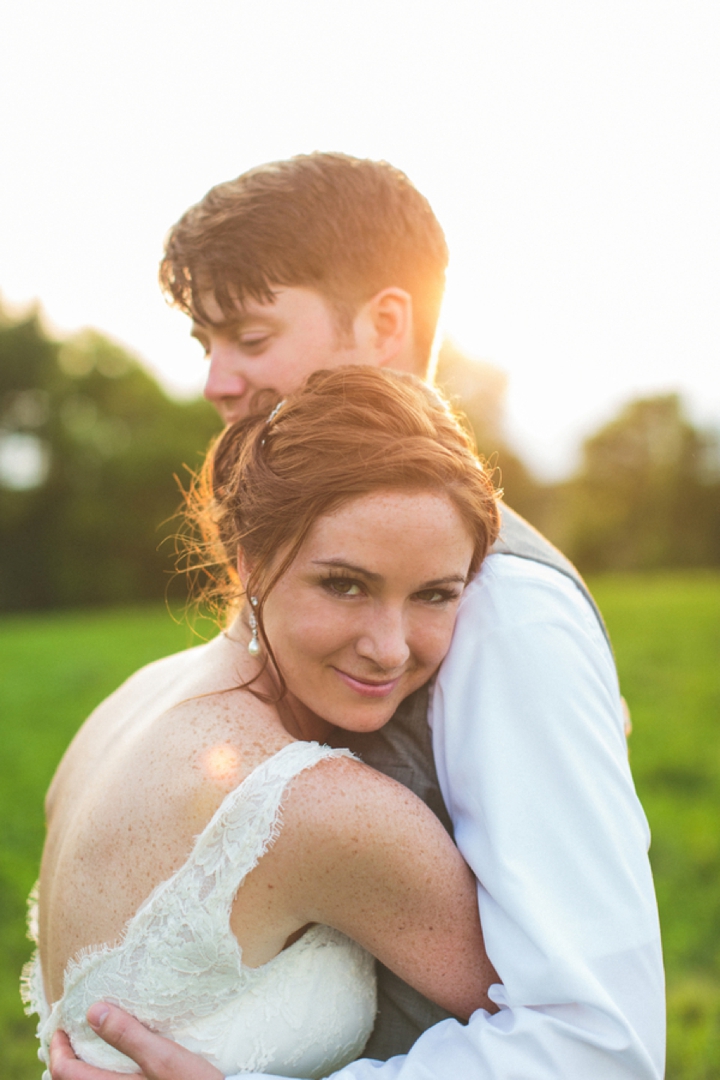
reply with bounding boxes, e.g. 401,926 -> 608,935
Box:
333,709 -> 396,735
288,672 -> 433,739
325,687 -> 422,735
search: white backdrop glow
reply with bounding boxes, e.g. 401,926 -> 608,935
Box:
2,0 -> 718,477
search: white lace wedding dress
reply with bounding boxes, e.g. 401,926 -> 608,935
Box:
22,741 -> 377,1079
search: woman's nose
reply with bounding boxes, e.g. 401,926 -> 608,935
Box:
355,607 -> 411,671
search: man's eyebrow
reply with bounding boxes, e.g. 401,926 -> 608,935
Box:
191,310 -> 278,336
190,318 -> 238,336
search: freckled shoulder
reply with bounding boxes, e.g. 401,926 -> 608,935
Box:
281,753 -> 421,822
146,691 -> 293,790
268,753 -> 447,883
44,635 -> 286,820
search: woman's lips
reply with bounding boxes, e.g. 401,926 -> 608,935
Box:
333,668 -> 403,698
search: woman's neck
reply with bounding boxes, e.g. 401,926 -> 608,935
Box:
275,692 -> 335,744
225,613 -> 335,744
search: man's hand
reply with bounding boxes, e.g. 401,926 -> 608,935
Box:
49,1003 -> 223,1080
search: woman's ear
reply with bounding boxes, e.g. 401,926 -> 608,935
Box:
236,549 -> 253,594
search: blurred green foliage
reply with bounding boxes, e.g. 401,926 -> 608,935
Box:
436,342 -> 720,573
592,572 -> 720,1078
558,398 -> 720,571
0,306 -> 221,611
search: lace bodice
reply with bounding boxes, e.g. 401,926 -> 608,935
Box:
22,741 -> 377,1078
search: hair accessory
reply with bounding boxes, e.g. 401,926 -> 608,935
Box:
267,400 -> 286,424
260,400 -> 286,447
247,595 -> 261,657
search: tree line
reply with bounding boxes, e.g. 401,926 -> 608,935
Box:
436,340 -> 720,573
0,307 -> 220,610
1,307 -> 718,611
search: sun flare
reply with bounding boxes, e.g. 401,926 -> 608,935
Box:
203,743 -> 242,785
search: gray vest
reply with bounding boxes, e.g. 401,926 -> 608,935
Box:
342,504 -> 609,1060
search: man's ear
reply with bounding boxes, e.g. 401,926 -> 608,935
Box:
353,288 -> 416,370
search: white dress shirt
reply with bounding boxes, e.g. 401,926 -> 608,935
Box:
235,554 -> 666,1079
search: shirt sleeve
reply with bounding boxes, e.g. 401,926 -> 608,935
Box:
235,555 -> 666,1080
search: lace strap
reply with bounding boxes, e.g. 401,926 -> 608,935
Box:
188,741 -> 355,904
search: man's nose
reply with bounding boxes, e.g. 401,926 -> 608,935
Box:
356,606 -> 411,671
203,346 -> 248,409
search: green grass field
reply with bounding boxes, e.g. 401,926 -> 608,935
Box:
591,573 -> 720,1078
1,573 -> 719,1078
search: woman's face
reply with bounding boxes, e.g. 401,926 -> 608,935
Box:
259,488 -> 475,739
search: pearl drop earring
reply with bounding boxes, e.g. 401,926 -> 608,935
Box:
248,596 -> 261,658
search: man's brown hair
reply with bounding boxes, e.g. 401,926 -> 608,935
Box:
160,153 -> 449,365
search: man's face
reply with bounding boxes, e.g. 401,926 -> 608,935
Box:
192,286 -> 371,425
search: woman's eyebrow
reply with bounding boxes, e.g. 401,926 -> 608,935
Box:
311,561 -> 468,588
420,575 -> 469,587
311,559 -> 382,581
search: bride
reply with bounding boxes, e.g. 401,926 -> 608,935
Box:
23,366 -> 501,1079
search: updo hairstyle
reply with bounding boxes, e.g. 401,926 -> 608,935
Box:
185,366 -> 500,662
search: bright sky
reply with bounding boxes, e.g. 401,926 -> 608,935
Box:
2,1 -> 718,478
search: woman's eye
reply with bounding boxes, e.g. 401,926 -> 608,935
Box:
324,578 -> 363,597
414,588 -> 458,604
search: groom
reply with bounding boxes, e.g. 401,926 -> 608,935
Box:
50,153 -> 665,1079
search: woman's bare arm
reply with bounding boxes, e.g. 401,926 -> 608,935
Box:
263,755 -> 499,1020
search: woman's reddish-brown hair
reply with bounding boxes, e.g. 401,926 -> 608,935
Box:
184,366 -> 500,665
